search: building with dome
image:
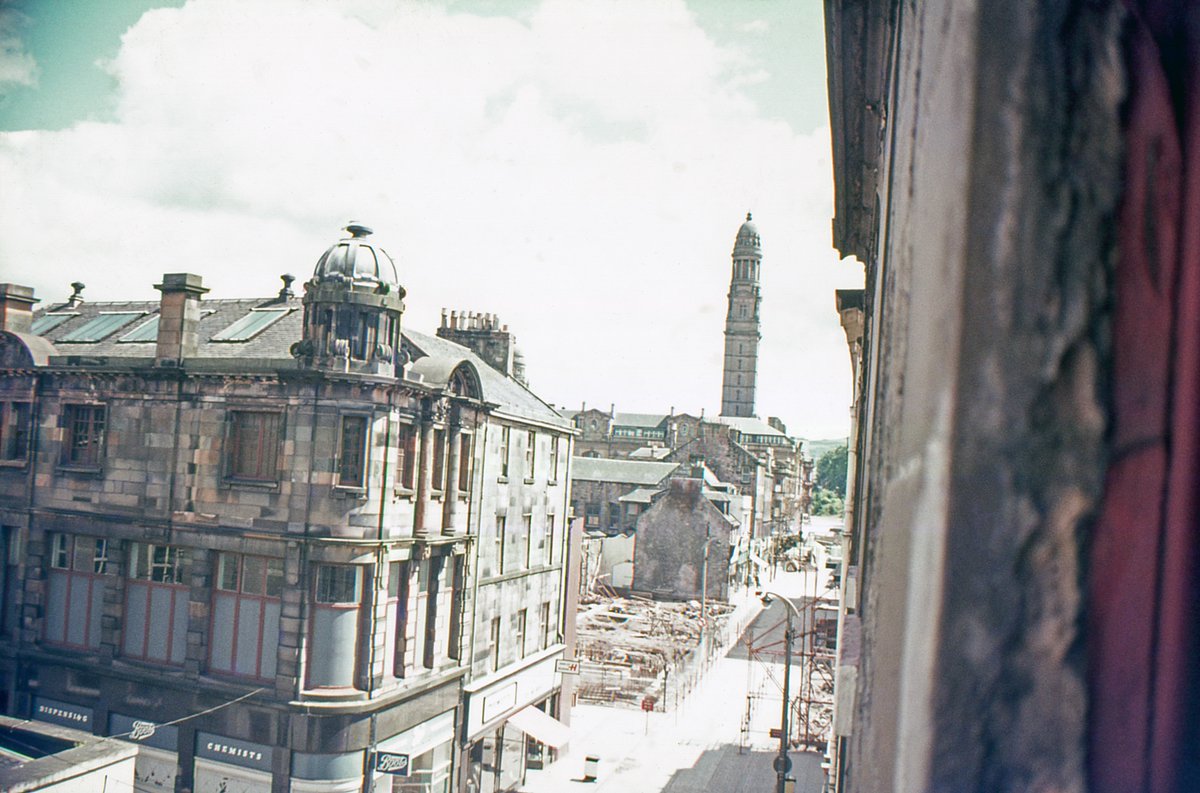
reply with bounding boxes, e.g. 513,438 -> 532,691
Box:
0,224 -> 578,793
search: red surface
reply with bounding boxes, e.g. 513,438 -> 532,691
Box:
1091,4 -> 1200,791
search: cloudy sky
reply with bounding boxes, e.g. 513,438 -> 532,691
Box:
0,0 -> 862,441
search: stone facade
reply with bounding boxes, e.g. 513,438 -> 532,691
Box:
0,224 -> 577,793
566,407 -> 809,540
629,477 -> 734,602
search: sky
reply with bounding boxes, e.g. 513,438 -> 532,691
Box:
0,0 -> 862,441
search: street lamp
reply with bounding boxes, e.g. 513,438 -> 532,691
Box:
759,588 -> 803,793
699,533 -> 719,663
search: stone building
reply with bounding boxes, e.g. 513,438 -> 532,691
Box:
822,2 -> 1200,792
0,223 -> 576,793
569,457 -> 680,534
567,407 -> 808,540
629,477 -> 735,603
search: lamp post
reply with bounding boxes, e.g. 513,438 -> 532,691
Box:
760,589 -> 803,793
699,532 -> 718,664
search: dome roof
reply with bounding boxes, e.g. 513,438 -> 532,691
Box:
313,222 -> 399,287
734,212 -> 761,253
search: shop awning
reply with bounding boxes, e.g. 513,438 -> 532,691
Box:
505,706 -> 571,748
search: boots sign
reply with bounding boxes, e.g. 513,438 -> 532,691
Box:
375,751 -> 411,776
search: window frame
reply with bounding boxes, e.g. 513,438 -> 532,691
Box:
495,515 -> 506,576
457,432 -> 473,494
123,542 -> 190,666
541,602 -> 553,650
60,403 -> 106,470
224,409 -> 284,485
335,413 -> 370,491
0,401 -> 31,465
307,564 -> 364,690
515,609 -> 527,660
395,422 -> 417,493
43,533 -> 113,651
431,428 -> 447,493
498,425 -> 510,480
490,616 -> 502,672
524,430 -> 536,483
548,435 -> 559,483
208,552 -> 283,681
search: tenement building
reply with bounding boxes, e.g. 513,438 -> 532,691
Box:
567,407 -> 809,540
0,223 -> 576,793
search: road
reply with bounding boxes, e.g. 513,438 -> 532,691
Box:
521,570 -> 830,793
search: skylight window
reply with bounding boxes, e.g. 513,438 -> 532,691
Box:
119,315 -> 160,343
30,313 -> 78,335
210,308 -> 291,342
58,312 -> 144,343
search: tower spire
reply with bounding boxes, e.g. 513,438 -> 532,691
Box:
720,213 -> 762,418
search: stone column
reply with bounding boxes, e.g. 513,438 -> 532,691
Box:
413,407 -> 436,536
442,413 -> 463,535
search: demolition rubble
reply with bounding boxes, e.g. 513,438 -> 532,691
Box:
573,593 -> 736,711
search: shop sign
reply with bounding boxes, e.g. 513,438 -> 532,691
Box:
554,659 -> 580,675
196,731 -> 274,772
110,713 -> 179,752
481,683 -> 518,723
33,696 -> 92,730
375,751 -> 411,776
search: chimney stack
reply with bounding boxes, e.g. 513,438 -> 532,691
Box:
154,273 -> 209,365
0,284 -> 38,334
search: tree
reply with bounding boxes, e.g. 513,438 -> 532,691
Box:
815,444 -> 849,498
810,488 -> 844,516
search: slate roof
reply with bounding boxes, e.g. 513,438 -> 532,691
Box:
571,457 -> 678,485
618,487 -> 662,504
629,446 -> 672,460
712,415 -> 790,439
611,412 -> 668,429
405,330 -> 569,428
28,297 -> 569,428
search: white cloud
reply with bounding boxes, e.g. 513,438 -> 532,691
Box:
741,19 -> 770,35
0,0 -> 861,439
0,7 -> 36,87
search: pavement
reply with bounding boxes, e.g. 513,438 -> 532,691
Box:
520,570 -> 831,793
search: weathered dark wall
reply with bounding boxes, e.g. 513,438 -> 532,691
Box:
630,479 -> 730,601
935,2 -> 1122,791
837,1 -> 1125,792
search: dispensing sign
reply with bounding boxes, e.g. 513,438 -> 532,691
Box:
375,751 -> 411,776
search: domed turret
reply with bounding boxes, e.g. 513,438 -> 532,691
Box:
295,222 -> 407,375
313,223 -> 401,288
733,212 -> 761,256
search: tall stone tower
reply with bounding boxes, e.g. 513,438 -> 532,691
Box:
720,212 -> 762,417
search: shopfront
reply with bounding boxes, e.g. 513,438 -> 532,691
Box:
372,708 -> 457,793
462,651 -> 570,793
193,730 -> 274,793
110,712 -> 180,791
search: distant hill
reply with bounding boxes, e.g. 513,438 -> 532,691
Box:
801,438 -> 848,460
